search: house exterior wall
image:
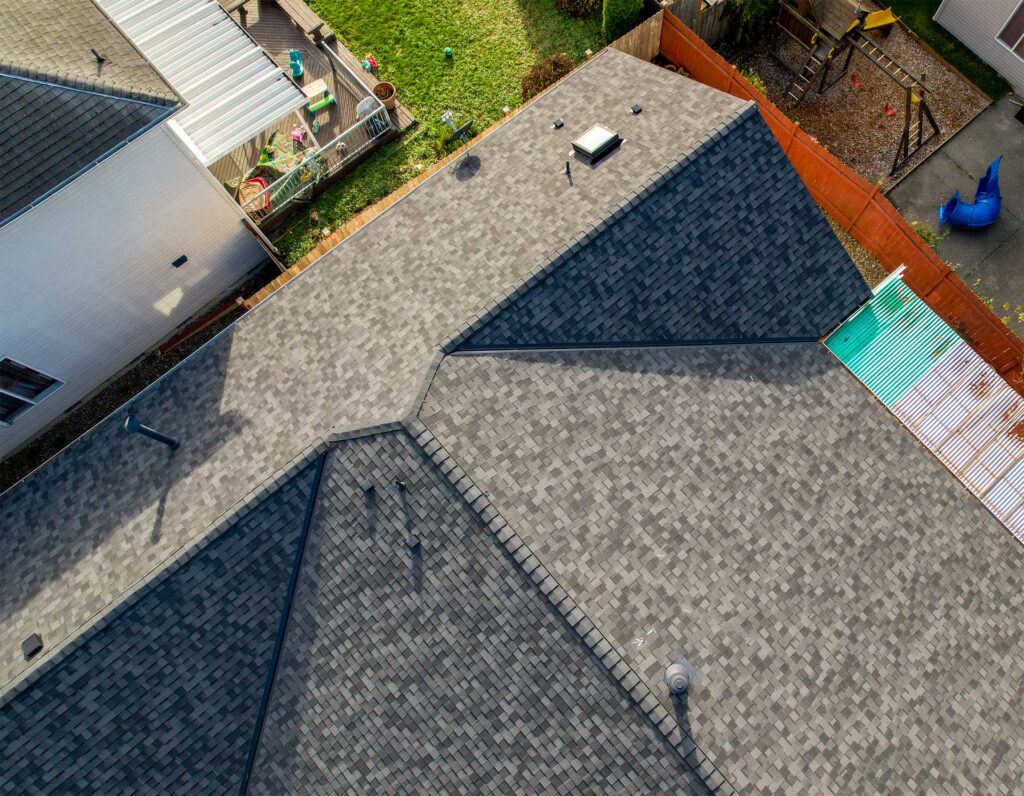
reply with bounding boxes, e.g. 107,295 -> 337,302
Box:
934,0 -> 1024,94
0,123 -> 265,458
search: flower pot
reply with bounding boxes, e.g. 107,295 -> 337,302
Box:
373,81 -> 396,110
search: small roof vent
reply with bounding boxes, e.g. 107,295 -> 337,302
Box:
572,124 -> 621,164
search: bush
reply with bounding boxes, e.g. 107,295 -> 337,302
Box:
556,0 -> 598,17
521,53 -> 575,100
602,0 -> 643,41
729,0 -> 775,46
741,67 -> 767,95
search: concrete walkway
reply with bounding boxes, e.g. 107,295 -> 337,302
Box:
888,97 -> 1023,336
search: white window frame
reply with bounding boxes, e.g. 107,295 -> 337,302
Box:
0,357 -> 65,426
995,0 -> 1024,60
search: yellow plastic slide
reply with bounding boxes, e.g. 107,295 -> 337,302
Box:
862,7 -> 899,31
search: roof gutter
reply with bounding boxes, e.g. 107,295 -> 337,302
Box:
0,100 -> 179,230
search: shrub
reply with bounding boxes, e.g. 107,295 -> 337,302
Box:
728,0 -> 775,46
556,0 -> 599,18
741,67 -> 767,95
602,0 -> 643,41
911,220 -> 947,249
521,53 -> 575,100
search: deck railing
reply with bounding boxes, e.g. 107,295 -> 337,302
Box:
241,103 -> 393,224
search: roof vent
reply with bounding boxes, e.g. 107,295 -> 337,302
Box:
22,633 -> 43,661
572,124 -> 621,164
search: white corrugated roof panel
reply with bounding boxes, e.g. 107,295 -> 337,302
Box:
97,0 -> 307,164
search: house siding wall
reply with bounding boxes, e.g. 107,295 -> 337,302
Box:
0,123 -> 265,458
934,0 -> 1024,94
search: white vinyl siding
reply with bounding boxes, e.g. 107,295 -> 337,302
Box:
0,123 -> 264,456
934,0 -> 1024,94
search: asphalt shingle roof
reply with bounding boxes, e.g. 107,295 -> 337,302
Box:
419,345 -> 1024,794
247,430 -> 710,794
461,108 -> 869,348
0,49 -> 755,694
0,0 -> 176,104
0,46 -> 986,795
0,459 -> 317,794
0,74 -> 170,222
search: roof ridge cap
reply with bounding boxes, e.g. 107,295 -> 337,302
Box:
439,102 -> 760,354
400,418 -> 739,794
0,62 -> 178,107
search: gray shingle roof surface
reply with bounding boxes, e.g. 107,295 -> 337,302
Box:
0,74 -> 169,222
0,50 -> 753,692
248,431 -> 708,795
0,459 -> 317,794
419,345 -> 1024,795
0,0 -> 176,103
461,110 -> 869,348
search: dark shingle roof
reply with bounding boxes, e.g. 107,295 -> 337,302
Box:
0,459 -> 318,793
460,109 -> 869,348
247,430 -> 710,794
0,0 -> 176,104
0,49 -> 753,692
419,345 -> 1024,794
0,74 -> 170,222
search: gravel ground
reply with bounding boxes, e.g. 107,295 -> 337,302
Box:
735,2 -> 989,186
824,210 -> 889,287
0,263 -> 280,492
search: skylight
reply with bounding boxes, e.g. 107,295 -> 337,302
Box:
572,125 -> 622,164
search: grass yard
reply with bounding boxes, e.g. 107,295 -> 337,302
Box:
275,0 -> 605,262
887,0 -> 1011,100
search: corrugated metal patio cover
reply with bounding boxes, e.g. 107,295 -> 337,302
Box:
97,0 -> 307,164
826,275 -> 1024,540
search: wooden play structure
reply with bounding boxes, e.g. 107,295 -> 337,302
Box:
775,0 -> 939,174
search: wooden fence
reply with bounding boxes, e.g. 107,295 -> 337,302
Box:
660,11 -> 1023,380
610,10 -> 664,61
661,0 -> 730,45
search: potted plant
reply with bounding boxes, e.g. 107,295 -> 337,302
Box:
373,81 -> 396,110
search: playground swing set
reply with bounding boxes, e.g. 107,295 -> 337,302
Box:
774,0 -> 940,175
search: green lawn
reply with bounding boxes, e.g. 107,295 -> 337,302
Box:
275,0 -> 605,263
888,0 -> 1011,100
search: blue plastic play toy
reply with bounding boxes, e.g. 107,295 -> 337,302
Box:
937,156 -> 1002,230
289,49 -> 303,79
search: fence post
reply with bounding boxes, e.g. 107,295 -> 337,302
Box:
847,181 -> 880,233
784,121 -> 799,155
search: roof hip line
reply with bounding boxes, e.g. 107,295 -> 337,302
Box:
438,101 -> 759,356
238,449 -> 329,795
399,418 -> 739,795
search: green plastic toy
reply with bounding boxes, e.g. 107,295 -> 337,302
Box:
307,92 -> 335,113
444,47 -> 453,59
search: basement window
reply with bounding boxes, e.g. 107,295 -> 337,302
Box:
997,2 -> 1024,57
0,358 -> 64,425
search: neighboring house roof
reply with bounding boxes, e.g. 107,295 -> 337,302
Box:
0,73 -> 171,222
2,49 -> 1018,793
0,0 -> 176,104
0,0 -> 179,224
95,0 -> 307,165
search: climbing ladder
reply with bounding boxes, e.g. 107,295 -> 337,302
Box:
783,43 -> 829,105
847,30 -> 928,93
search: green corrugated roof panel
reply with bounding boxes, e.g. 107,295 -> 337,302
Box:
825,277 -> 959,406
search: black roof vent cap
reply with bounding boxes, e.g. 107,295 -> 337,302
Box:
22,633 -> 43,661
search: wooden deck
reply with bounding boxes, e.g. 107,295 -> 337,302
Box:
223,1 -> 414,139
210,0 -> 414,204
